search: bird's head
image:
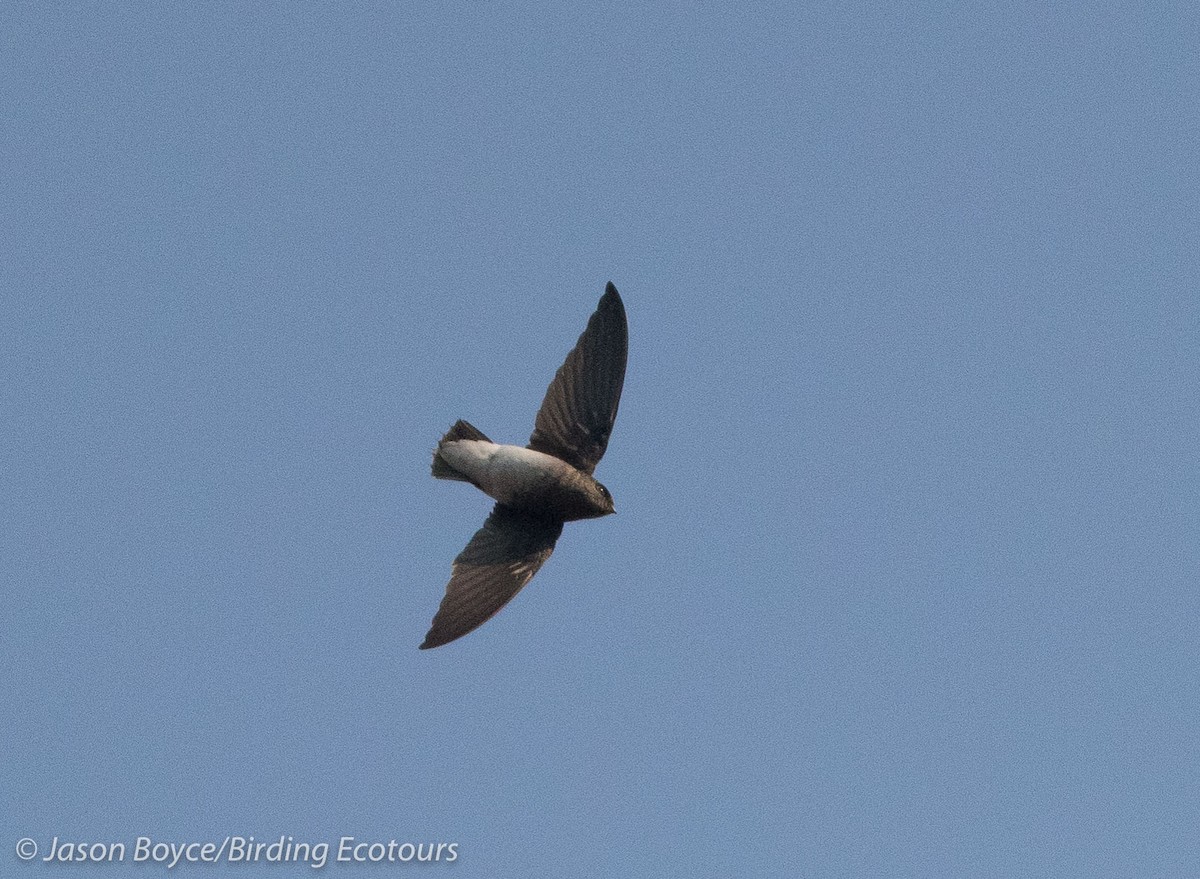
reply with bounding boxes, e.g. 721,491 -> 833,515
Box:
587,479 -> 616,517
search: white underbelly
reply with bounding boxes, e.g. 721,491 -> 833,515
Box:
439,441 -> 565,504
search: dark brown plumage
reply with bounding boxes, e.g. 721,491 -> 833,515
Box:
420,283 -> 628,649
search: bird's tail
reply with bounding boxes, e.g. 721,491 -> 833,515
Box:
431,419 -> 493,481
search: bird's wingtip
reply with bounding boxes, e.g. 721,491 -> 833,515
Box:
601,282 -> 624,313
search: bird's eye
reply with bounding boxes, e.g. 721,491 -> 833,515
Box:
598,484 -> 610,498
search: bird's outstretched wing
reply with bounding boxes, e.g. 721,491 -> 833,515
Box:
420,505 -> 564,649
527,282 -> 628,475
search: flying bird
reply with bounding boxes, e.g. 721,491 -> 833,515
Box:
420,282 -> 628,649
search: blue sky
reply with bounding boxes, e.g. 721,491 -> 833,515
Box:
3,2 -> 1197,876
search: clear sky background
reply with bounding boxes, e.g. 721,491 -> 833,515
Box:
3,3 -> 1197,877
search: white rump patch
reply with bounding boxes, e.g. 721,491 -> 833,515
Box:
439,441 -> 565,504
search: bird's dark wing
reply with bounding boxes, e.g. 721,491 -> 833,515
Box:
420,505 -> 564,649
527,282 -> 628,475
